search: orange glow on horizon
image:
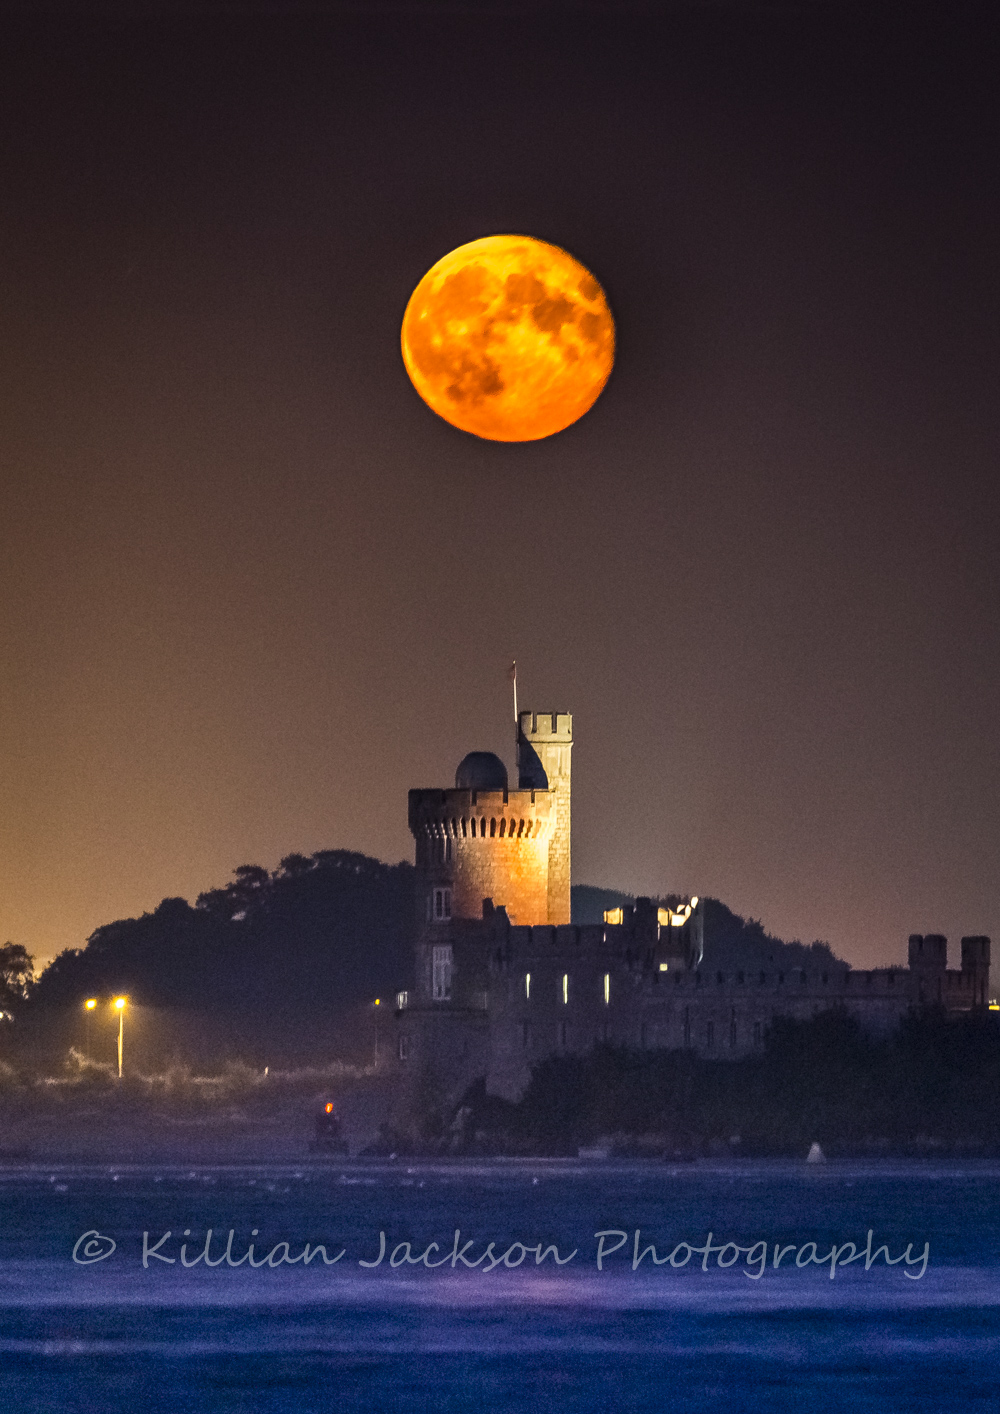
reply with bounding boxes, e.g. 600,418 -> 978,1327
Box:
401,235 -> 614,441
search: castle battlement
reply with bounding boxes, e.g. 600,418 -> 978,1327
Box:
393,706 -> 992,1110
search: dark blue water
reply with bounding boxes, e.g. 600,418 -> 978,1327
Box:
1,1159 -> 998,1411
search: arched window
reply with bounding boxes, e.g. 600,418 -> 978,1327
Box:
480,817 -> 486,837
461,818 -> 467,837
490,818 -> 496,837
499,818 -> 506,837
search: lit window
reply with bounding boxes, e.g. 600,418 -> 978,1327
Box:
432,944 -> 453,1001
603,907 -> 623,925
432,887 -> 452,922
603,973 -> 610,1004
525,972 -> 531,1000
562,973 -> 569,1005
658,962 -> 668,972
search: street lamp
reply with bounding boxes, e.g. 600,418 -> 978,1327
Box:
84,998 -> 96,1059
373,998 -> 381,1064
113,997 -> 126,1078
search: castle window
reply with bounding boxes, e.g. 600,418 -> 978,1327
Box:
432,888 -> 452,922
525,972 -> 531,1000
431,944 -> 453,1000
499,818 -> 506,837
461,818 -> 467,837
604,973 -> 610,1005
753,1022 -> 762,1047
480,818 -> 486,837
706,1021 -> 714,1049
490,818 -> 497,837
562,973 -> 569,1005
398,1035 -> 410,1061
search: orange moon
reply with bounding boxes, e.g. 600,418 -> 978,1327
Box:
401,235 -> 615,442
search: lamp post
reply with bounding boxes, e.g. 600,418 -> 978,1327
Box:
84,998 -> 96,1058
373,998 -> 381,1066
113,997 -> 126,1078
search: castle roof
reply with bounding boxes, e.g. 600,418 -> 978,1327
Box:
455,751 -> 509,791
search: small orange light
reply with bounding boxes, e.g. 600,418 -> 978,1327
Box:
374,998 -> 380,1006
85,999 -> 97,1010
325,1103 -> 334,1114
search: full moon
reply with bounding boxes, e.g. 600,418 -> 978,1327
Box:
401,235 -> 615,442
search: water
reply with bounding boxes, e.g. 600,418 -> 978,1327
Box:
1,1159 -> 998,1411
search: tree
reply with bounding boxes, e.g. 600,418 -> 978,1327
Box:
0,943 -> 34,1017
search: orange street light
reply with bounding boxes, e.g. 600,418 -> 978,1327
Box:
113,997 -> 127,1078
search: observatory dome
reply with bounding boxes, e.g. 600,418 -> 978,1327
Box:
455,752 -> 508,791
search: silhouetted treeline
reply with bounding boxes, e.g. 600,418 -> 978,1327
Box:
13,865 -> 843,1070
18,851 -> 415,1064
455,1009 -> 1000,1156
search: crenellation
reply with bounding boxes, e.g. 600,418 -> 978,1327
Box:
394,705 -> 992,1109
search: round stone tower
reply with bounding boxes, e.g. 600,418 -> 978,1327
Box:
408,757 -> 553,926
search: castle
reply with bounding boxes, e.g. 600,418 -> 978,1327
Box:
393,709 -> 991,1108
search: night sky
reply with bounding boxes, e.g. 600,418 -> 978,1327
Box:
1,2 -> 996,972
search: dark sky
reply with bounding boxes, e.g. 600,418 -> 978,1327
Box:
1,2 -> 996,970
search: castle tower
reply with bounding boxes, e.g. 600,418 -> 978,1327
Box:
408,751 -> 553,928
907,933 -> 948,1004
961,936 -> 991,1008
517,711 -> 572,925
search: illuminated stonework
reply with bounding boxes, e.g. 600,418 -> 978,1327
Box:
393,709 -> 992,1112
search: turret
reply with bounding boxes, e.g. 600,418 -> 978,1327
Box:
961,936 -> 991,1007
517,711 -> 572,924
907,933 -> 948,973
